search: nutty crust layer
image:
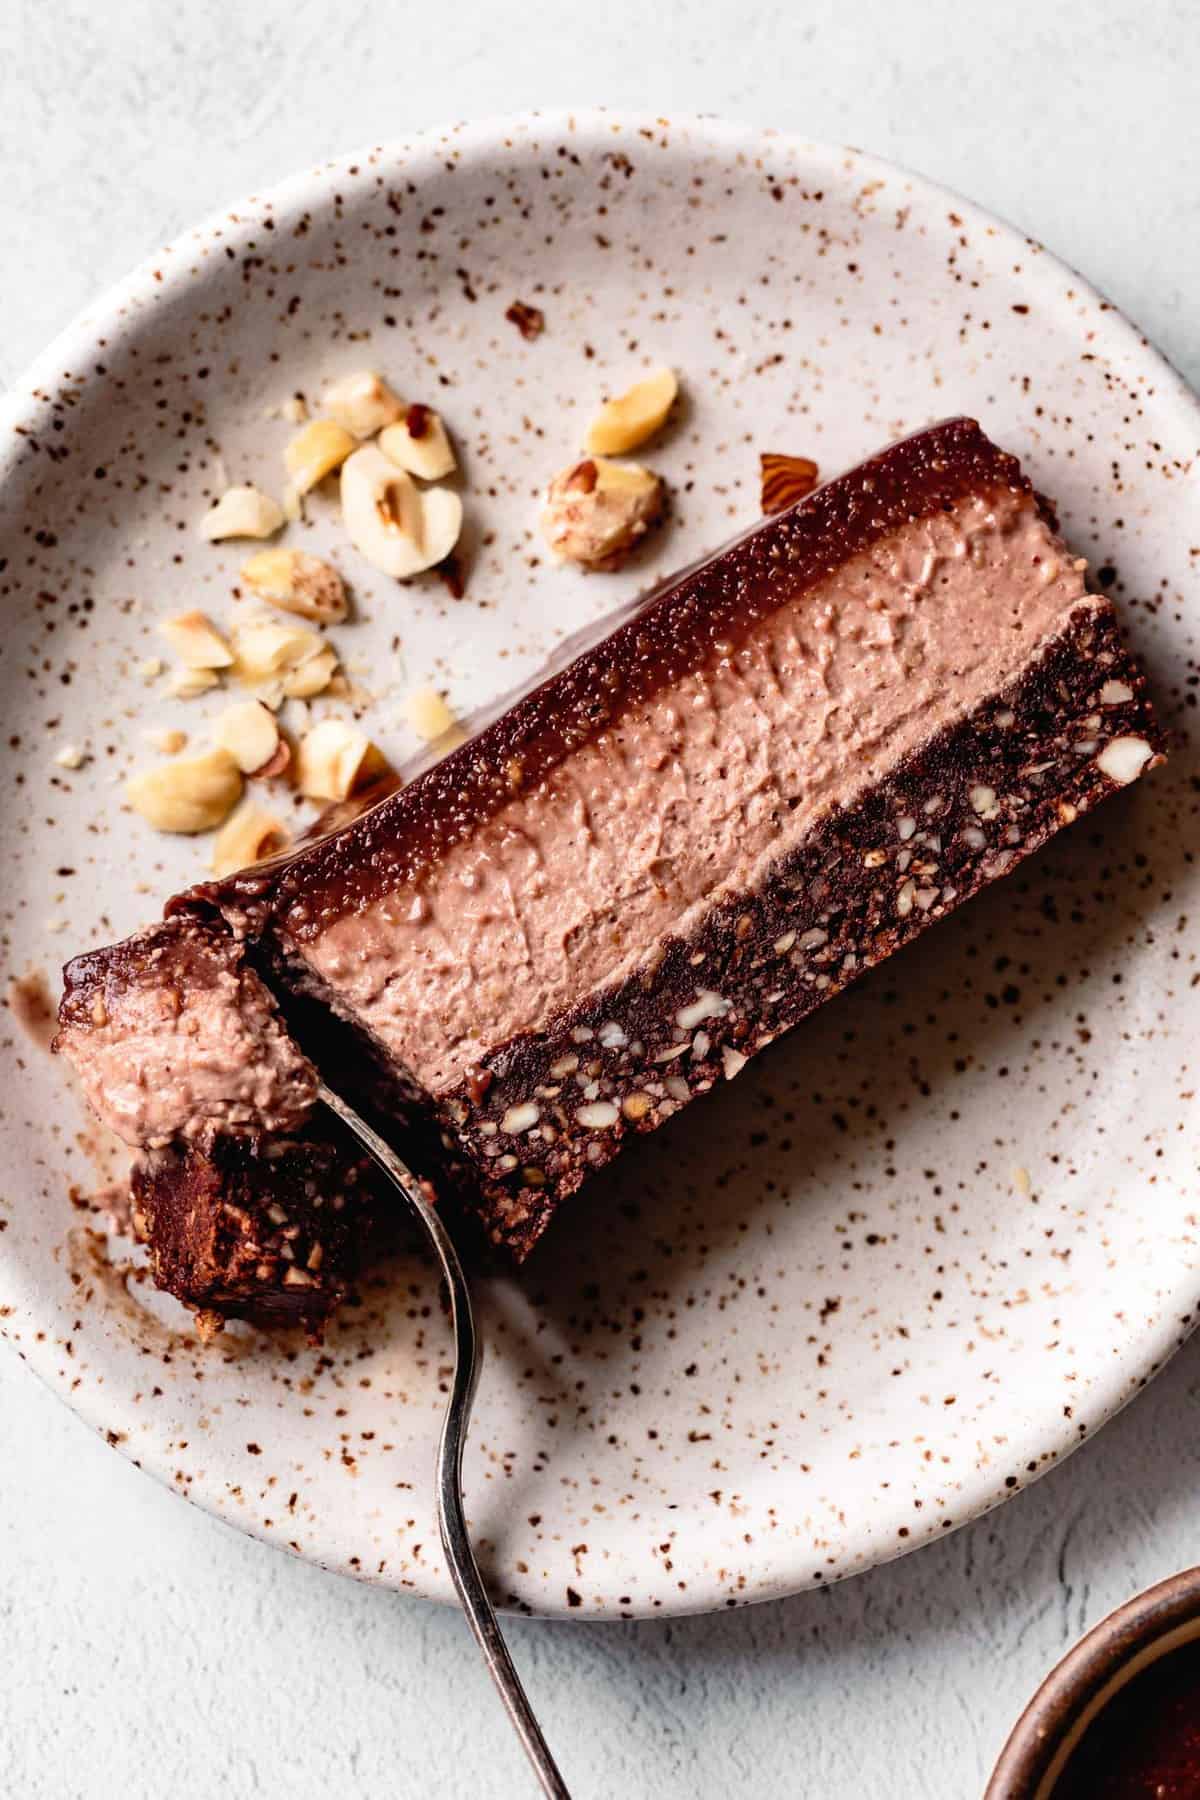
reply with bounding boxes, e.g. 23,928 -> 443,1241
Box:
208,418 -> 1041,939
130,1124 -> 386,1334
434,602 -> 1163,1258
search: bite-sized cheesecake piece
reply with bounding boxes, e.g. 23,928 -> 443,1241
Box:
56,915 -> 384,1334
57,914 -> 317,1149
193,417 -> 1163,1261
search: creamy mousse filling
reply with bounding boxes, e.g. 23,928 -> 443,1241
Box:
57,920 -> 318,1148
283,486 -> 1093,1095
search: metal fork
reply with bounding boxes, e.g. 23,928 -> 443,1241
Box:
318,1082 -> 572,1800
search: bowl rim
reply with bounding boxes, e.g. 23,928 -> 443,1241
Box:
986,1565 -> 1200,1798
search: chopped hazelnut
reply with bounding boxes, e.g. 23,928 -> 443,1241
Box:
165,667 -> 222,700
576,1100 -> 619,1130
540,457 -> 663,570
240,549 -> 348,624
323,370 -> 404,439
212,700 -> 280,774
210,802 -> 288,877
500,1103 -> 540,1135
1097,736 -> 1155,786
585,367 -> 677,456
284,418 -> 357,494
198,484 -> 285,542
159,610 -> 234,669
230,616 -> 326,682
675,990 -> 729,1032
125,748 -> 243,834
295,718 -> 381,801
340,445 -> 462,578
379,406 -> 457,482
281,645 -> 338,699
404,687 -> 465,748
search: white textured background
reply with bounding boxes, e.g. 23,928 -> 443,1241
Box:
2,3 -> 1198,1795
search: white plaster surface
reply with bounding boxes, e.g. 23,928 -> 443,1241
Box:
1,2 -> 1198,1795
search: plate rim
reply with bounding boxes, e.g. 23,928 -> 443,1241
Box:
2,107 -> 1198,1620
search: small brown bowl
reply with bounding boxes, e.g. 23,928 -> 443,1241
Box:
986,1566 -> 1200,1798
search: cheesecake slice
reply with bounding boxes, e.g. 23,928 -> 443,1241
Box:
58,418 -> 1164,1323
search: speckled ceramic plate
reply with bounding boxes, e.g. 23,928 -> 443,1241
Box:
1,113 -> 1196,1620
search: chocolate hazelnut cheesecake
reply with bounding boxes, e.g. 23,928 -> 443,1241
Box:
57,418 -> 1164,1329
57,914 -> 390,1333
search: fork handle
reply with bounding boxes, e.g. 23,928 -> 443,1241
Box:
318,1083 -> 573,1799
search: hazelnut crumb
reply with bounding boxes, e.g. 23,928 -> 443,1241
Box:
505,300 -> 545,341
